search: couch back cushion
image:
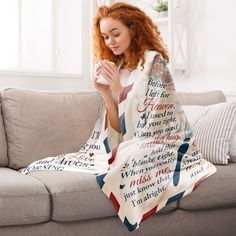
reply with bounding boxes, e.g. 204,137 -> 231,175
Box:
0,88 -> 102,169
0,103 -> 8,166
229,130 -> 236,162
177,90 -> 226,105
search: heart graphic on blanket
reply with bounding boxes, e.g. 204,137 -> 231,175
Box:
89,152 -> 94,157
120,184 -> 125,189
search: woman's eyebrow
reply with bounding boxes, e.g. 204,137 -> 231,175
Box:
101,28 -> 119,35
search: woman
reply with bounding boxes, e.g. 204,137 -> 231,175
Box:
92,2 -> 169,133
92,2 -> 216,231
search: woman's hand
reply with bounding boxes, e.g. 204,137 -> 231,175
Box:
93,61 -> 111,97
100,60 -> 123,98
92,60 -> 122,133
93,78 -> 111,96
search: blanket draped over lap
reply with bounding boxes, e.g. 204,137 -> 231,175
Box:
22,51 -> 217,231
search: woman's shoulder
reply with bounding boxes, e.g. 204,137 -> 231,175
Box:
141,50 -> 164,70
144,50 -> 163,61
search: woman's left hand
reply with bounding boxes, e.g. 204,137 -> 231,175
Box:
100,60 -> 123,97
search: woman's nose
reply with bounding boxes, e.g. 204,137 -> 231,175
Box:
108,37 -> 115,45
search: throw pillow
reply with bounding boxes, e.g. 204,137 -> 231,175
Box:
182,102 -> 236,165
229,126 -> 236,162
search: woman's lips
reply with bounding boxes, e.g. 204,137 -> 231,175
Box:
110,46 -> 119,50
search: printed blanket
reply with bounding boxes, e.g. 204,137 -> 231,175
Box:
22,50 -> 217,231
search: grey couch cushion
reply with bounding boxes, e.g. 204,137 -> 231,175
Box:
0,88 -> 102,169
0,167 -> 50,226
28,171 -> 177,222
177,90 -> 226,105
179,163 -> 236,210
0,103 -> 8,167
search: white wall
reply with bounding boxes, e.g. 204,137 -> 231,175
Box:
0,0 -> 93,91
0,0 -> 236,95
0,74 -> 92,91
174,0 -> 236,96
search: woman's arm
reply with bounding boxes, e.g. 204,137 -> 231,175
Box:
93,61 -> 121,133
102,92 -> 121,133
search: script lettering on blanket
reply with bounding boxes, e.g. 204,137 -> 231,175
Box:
22,151 -> 97,173
119,148 -> 174,207
81,130 -> 101,152
137,100 -> 174,113
116,79 -> 176,207
117,77 -> 212,210
136,77 -> 179,139
23,158 -> 65,172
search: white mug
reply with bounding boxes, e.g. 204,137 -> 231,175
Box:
94,61 -> 115,85
96,74 -> 109,85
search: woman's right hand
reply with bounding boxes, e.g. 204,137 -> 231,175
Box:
92,62 -> 111,96
93,78 -> 111,96
92,62 -> 120,132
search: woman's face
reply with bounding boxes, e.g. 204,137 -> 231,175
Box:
100,17 -> 132,56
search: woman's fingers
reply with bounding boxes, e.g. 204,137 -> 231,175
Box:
101,66 -> 113,80
102,60 -> 116,73
101,61 -> 119,82
95,68 -> 101,77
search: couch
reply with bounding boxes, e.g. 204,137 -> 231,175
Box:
0,88 -> 235,236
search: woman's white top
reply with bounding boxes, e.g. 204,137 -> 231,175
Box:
119,68 -> 134,87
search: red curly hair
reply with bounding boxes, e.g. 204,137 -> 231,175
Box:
93,2 -> 169,71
